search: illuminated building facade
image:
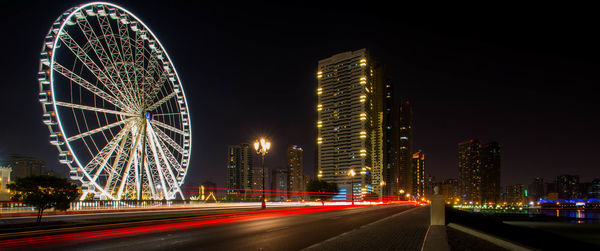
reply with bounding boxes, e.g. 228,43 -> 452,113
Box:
0,166 -> 11,201
287,145 -> 304,199
411,151 -> 425,198
226,144 -> 253,194
396,101 -> 413,198
271,168 -> 288,201
480,142 -> 501,204
0,156 -> 45,179
316,49 -> 383,199
458,139 -> 482,203
556,174 -> 580,199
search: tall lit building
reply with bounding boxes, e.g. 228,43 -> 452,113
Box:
316,49 -> 383,199
505,184 -> 526,205
480,142 -> 501,204
396,101 -> 413,197
458,139 -> 482,203
411,151 -> 425,198
0,156 -> 46,179
556,174 -> 580,199
271,168 -> 288,201
226,144 -> 253,194
382,82 -> 394,196
287,145 -> 304,199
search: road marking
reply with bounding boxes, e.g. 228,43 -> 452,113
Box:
302,205 -> 418,250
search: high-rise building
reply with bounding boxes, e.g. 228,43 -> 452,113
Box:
442,178 -> 459,202
251,167 -> 269,196
590,178 -> 600,199
556,174 -> 580,199
480,142 -> 501,204
528,177 -> 545,201
395,101 -> 413,197
0,156 -> 46,179
411,151 -> 425,198
287,145 -> 304,199
271,168 -> 288,201
382,82 -> 394,196
316,49 -> 383,199
506,184 -> 526,205
458,139 -> 482,203
226,144 -> 253,194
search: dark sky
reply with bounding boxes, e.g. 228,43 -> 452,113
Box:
0,1 -> 598,189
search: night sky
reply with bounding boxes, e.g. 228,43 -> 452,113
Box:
0,1 -> 598,189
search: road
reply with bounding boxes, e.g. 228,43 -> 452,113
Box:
0,204 -> 417,250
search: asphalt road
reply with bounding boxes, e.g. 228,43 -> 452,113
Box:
2,204 -> 416,251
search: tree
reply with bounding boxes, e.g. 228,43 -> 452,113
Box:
306,180 -> 338,202
7,175 -> 80,223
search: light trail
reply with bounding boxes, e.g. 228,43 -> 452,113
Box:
0,204 -> 372,248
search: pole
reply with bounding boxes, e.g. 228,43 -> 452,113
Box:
351,176 -> 354,206
261,154 -> 266,209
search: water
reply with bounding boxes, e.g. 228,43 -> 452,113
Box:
538,209 -> 600,222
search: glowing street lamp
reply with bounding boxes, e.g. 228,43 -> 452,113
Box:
254,138 -> 271,209
399,189 -> 405,200
348,169 -> 356,206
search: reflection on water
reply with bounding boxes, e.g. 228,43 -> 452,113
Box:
539,209 -> 600,222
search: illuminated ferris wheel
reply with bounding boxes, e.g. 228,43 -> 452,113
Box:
37,2 -> 191,200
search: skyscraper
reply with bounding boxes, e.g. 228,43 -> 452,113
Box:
411,151 -> 425,198
287,145 -> 304,199
316,49 -> 383,199
271,168 -> 289,201
226,144 -> 253,194
480,142 -> 501,204
396,101 -> 413,197
528,177 -> 545,201
458,139 -> 482,203
556,174 -> 580,199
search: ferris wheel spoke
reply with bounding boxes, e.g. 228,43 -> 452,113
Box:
55,101 -> 135,117
75,15 -> 137,109
53,63 -> 128,111
150,119 -> 185,136
149,128 -> 183,198
142,152 -> 158,199
146,92 -> 177,111
150,123 -> 184,154
145,64 -> 169,105
117,123 -> 144,199
146,126 -> 170,197
57,31 -> 131,111
86,123 -> 132,183
104,126 -> 132,194
67,117 -> 134,142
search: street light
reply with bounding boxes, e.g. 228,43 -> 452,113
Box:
348,169 -> 356,206
399,189 -> 405,201
379,180 -> 386,201
254,138 -> 270,209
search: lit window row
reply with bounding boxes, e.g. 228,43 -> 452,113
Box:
317,137 -> 323,144
359,95 -> 366,102
359,113 -> 366,120
360,131 -> 367,138
360,58 -> 367,67
360,149 -> 367,156
317,71 -> 323,78
317,104 -> 322,111
317,88 -> 322,95
317,121 -> 322,128
360,76 -> 367,85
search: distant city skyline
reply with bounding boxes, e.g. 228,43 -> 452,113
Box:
0,1 -> 598,190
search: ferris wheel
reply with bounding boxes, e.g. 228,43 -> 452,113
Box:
37,2 -> 191,200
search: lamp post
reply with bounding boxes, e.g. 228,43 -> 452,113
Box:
399,189 -> 405,201
348,169 -> 356,206
254,138 -> 270,210
379,180 -> 386,201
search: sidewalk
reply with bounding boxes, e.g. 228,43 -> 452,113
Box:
304,206 -> 430,250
